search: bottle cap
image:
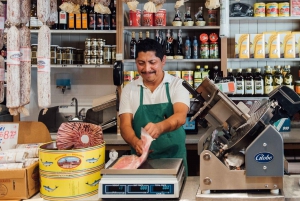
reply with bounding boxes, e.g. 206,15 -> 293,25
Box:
209,33 -> 218,42
196,65 -> 200,69
199,33 -> 208,42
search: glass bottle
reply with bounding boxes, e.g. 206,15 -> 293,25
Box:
173,8 -> 182,21
176,29 -> 183,56
192,36 -> 198,59
235,68 -> 244,96
145,31 -> 150,39
184,36 -> 191,59
138,31 -> 143,43
165,29 -> 174,57
184,7 -> 193,22
195,7 -> 204,21
59,0 -> 68,30
30,2 -> 38,30
194,65 -> 202,89
254,68 -> 264,96
202,65 -> 209,79
283,65 -> 294,90
212,65 -> 219,81
273,65 -> 283,88
96,11 -> 104,30
244,68 -> 254,96
52,3 -> 59,29
130,32 -> 137,59
81,0 -> 89,30
89,3 -> 96,30
75,3 -> 82,30
264,66 -> 273,96
227,68 -> 235,96
68,12 -> 75,29
110,0 -> 116,30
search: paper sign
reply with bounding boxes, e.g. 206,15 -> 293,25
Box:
0,123 -> 19,151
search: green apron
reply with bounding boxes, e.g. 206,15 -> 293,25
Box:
131,83 -> 188,176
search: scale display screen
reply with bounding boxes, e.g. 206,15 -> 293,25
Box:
103,184 -> 174,195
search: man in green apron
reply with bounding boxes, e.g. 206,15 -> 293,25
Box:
119,38 -> 190,175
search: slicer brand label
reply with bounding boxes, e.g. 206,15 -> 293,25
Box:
254,152 -> 274,163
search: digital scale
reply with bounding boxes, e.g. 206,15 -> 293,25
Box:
98,158 -> 185,199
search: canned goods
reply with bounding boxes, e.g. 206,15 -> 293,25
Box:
90,49 -> 97,56
84,55 -> 91,64
90,56 -> 97,65
124,71 -> 135,86
98,38 -> 104,49
129,9 -> 141,26
209,42 -> 219,59
85,38 -> 91,49
295,80 -> 300,95
266,3 -> 278,17
56,47 -> 63,64
134,71 -> 140,80
279,2 -> 289,17
111,45 -> 116,64
254,3 -> 265,17
168,71 -> 181,78
181,71 -> 194,98
155,9 -> 166,26
31,44 -> 38,64
200,42 -> 209,59
91,38 -> 98,50
51,45 -> 58,64
208,9 -> 217,26
143,11 -> 154,26
63,47 -> 74,65
103,45 -> 112,64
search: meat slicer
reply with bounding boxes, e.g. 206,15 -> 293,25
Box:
182,77 -> 300,194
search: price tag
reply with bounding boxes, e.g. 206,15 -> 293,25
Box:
0,123 -> 19,151
62,64 -> 67,67
116,53 -> 123,61
95,65 -> 100,68
77,64 -> 82,67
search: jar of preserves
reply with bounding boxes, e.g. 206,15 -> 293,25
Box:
56,47 -> 63,65
63,47 -> 74,64
209,42 -> 218,59
85,38 -> 91,50
31,44 -> 38,64
111,45 -> 116,64
295,80 -> 300,95
50,45 -> 58,64
200,42 -> 209,59
103,45 -> 112,64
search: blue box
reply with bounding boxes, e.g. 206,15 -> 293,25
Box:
273,118 -> 291,132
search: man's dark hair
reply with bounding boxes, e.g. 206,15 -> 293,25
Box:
135,38 -> 164,61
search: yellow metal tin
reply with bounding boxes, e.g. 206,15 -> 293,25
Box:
39,142 -> 105,174
266,3 -> 278,17
168,71 -> 181,78
254,3 -> 265,17
123,71 -> 135,86
40,169 -> 100,200
279,2 -> 290,17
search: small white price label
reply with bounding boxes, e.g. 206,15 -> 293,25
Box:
0,123 -> 19,151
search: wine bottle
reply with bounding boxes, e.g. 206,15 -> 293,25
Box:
89,3 -> 96,30
110,0 -> 116,30
59,0 -> 68,30
130,32 -> 137,59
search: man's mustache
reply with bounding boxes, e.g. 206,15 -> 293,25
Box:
141,71 -> 156,74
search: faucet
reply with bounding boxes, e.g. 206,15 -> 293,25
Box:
71,97 -> 79,118
78,108 -> 86,120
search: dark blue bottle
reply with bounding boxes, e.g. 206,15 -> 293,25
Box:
185,36 -> 191,59
192,36 -> 198,59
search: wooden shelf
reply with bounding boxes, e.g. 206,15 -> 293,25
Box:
30,30 -> 117,34
31,64 -> 113,68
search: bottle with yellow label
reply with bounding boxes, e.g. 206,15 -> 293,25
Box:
273,65 -> 283,88
264,66 -> 273,96
194,65 -> 203,89
283,65 -> 294,90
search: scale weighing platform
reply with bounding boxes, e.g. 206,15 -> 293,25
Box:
98,158 -> 185,199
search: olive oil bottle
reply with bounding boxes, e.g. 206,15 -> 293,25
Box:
244,68 -> 254,96
264,66 -> 273,96
283,65 -> 294,90
273,65 -> 283,89
254,68 -> 264,96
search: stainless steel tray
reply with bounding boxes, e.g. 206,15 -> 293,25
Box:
101,158 -> 183,175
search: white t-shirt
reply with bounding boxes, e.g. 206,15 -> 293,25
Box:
119,71 -> 190,117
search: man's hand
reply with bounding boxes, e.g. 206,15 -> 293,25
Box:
133,138 -> 144,155
144,122 -> 163,139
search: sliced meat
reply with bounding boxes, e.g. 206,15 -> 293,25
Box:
110,129 -> 153,169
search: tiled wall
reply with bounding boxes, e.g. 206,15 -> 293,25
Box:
20,68 -> 117,122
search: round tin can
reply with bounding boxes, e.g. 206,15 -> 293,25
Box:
84,55 -> 91,64
91,38 -> 98,50
208,9 -> 217,26
155,9 -> 166,26
279,2 -> 289,17
85,38 -> 91,49
143,11 -> 154,26
90,56 -> 97,65
266,3 -> 278,17
124,71 -> 135,86
168,71 -> 181,78
254,2 -> 265,17
129,9 -> 141,26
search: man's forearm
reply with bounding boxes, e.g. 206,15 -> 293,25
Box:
120,126 -> 139,148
